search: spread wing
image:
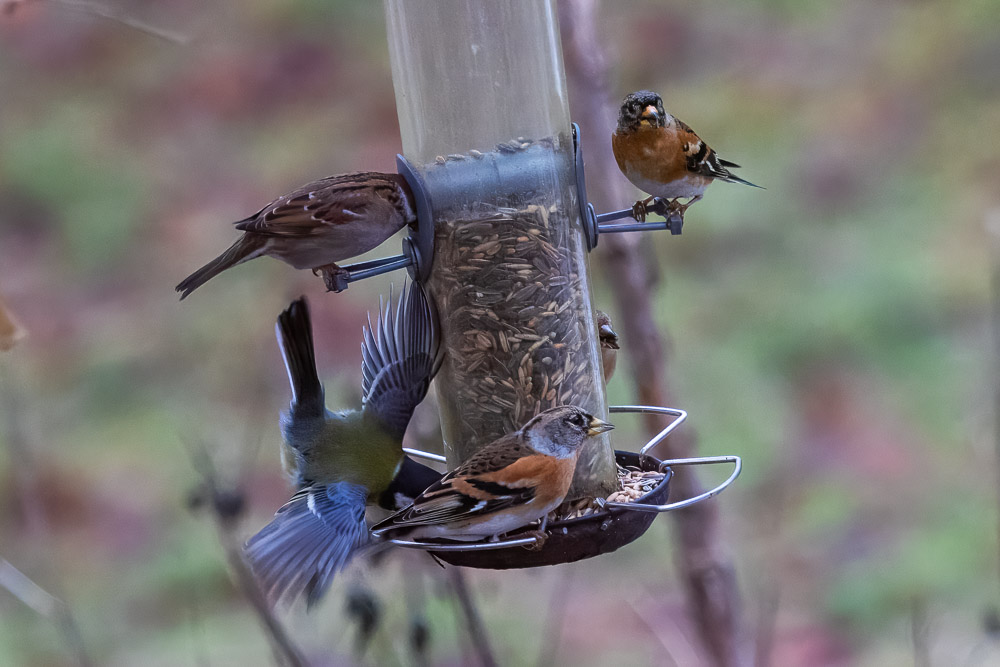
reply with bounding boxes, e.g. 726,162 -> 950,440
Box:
245,482 -> 369,607
360,281 -> 442,439
234,172 -> 404,237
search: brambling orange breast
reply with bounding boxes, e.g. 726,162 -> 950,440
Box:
612,90 -> 761,222
176,171 -> 415,299
370,406 -> 614,543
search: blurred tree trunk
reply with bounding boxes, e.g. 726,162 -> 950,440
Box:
558,2 -> 746,665
1,290 -> 26,351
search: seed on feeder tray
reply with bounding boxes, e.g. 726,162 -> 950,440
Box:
435,155 -> 447,165
469,149 -> 483,159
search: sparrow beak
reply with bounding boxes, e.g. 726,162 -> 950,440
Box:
599,323 -> 620,349
640,105 -> 660,123
586,417 -> 615,436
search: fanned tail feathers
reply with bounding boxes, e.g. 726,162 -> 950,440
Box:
245,482 -> 370,607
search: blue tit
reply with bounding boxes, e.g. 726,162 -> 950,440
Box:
246,282 -> 441,606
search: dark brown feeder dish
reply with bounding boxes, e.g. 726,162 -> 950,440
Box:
391,405 -> 742,570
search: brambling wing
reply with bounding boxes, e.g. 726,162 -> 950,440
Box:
245,482 -> 369,607
371,437 -> 541,532
674,118 -> 763,189
234,172 -> 401,237
360,281 -> 442,439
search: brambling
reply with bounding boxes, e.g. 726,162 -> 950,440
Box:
245,282 -> 442,606
596,310 -> 619,383
176,172 -> 415,299
370,406 -> 614,543
612,90 -> 761,222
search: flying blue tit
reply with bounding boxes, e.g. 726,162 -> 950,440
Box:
246,282 -> 442,606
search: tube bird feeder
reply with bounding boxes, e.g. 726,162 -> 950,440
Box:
384,0 -> 616,497
342,0 -> 744,566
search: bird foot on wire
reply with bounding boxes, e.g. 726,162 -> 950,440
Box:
314,264 -> 351,293
631,197 -> 686,234
631,196 -> 656,223
521,529 -> 549,551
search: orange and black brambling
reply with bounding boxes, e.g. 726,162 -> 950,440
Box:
370,406 -> 614,544
612,90 -> 761,222
176,172 -> 415,299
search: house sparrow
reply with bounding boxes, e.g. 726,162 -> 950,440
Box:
370,406 -> 614,543
596,310 -> 619,383
612,90 -> 760,222
245,282 -> 441,606
176,172 -> 415,299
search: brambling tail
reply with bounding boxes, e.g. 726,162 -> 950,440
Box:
371,406 -> 613,542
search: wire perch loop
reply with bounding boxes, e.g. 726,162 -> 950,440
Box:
387,404 -> 741,569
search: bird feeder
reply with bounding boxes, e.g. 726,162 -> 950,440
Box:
332,0 -> 740,566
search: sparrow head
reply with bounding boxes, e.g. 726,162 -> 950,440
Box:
522,406 -> 614,458
596,311 -> 620,350
617,90 -> 666,133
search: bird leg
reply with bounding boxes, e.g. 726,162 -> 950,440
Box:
313,263 -> 351,293
675,195 -> 703,215
522,515 -> 550,552
631,196 -> 656,222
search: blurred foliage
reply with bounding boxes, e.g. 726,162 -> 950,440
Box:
1,0 -> 999,665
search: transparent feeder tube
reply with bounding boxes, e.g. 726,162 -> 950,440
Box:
384,0 -> 617,497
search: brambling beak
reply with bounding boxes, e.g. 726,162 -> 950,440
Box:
586,417 -> 615,436
640,105 -> 660,124
599,323 -> 620,349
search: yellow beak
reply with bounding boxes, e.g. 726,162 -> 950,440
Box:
587,417 -> 615,436
641,105 -> 660,122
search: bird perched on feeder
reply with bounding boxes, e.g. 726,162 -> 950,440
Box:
596,310 -> 619,383
371,406 -> 614,543
245,282 -> 441,606
176,172 -> 415,299
612,90 -> 761,223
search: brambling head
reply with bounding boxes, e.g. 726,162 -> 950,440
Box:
523,406 -> 614,458
617,90 -> 667,133
596,311 -> 620,350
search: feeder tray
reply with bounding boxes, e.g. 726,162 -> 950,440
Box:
391,405 -> 741,569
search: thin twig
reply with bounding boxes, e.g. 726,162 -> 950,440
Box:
558,2 -> 747,664
184,438 -> 307,667
911,597 -> 931,667
0,372 -> 92,667
535,567 -> 574,667
0,557 -> 92,667
446,568 -> 498,667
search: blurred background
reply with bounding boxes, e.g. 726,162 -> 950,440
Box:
2,0 -> 999,665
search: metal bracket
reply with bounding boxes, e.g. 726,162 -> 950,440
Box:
389,403 -> 741,551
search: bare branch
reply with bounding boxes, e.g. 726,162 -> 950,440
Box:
447,568 -> 498,667
558,2 -> 747,664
